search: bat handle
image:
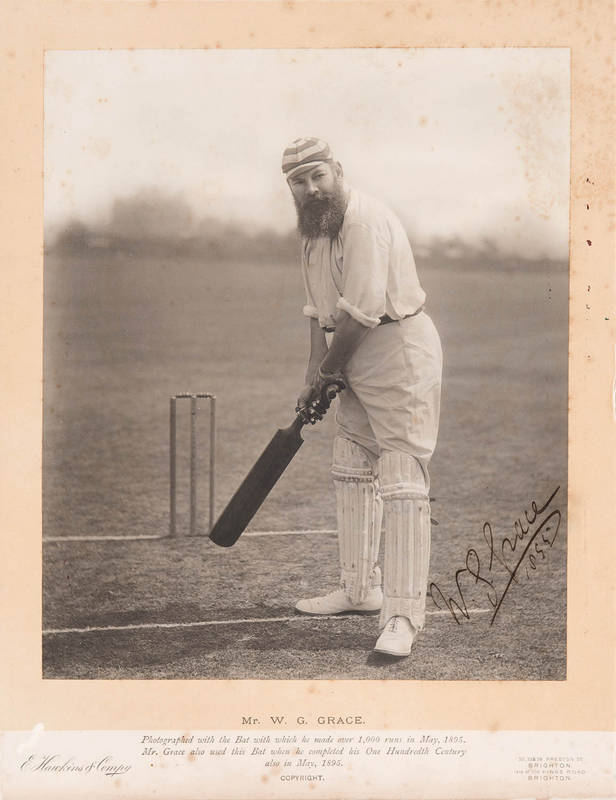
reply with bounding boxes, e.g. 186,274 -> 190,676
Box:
296,376 -> 346,425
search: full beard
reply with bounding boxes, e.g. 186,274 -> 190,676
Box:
294,182 -> 348,239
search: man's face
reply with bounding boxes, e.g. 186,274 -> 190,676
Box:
288,162 -> 348,239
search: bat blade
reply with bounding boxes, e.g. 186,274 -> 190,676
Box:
209,417 -> 304,547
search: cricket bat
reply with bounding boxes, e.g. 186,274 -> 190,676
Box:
209,378 -> 344,547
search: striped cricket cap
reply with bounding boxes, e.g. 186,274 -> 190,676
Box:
282,137 -> 333,179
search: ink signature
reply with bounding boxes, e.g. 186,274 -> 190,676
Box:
429,486 -> 561,625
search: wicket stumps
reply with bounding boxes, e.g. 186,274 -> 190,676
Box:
170,393 -> 216,536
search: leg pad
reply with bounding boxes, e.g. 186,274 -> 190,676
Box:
378,451 -> 431,630
332,437 -> 382,604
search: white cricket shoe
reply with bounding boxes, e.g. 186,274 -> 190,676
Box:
374,616 -> 416,657
295,586 -> 383,615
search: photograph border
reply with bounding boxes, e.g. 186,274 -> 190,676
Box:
1,0 -> 614,795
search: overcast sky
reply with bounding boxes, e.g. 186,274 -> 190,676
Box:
45,48 -> 569,257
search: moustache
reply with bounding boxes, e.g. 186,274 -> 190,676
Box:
301,194 -> 332,208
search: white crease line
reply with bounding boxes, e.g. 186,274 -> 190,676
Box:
244,529 -> 336,537
44,535 -> 165,542
43,530 -> 336,543
43,609 -> 492,636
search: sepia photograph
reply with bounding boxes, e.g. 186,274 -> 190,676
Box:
42,47 -> 569,681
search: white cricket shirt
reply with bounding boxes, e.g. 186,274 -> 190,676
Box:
301,186 -> 426,329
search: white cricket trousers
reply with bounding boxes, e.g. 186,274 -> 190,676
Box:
335,311 -> 442,479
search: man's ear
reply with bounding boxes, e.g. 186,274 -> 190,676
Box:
333,161 -> 344,178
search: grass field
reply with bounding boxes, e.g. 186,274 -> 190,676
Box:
43,245 -> 568,679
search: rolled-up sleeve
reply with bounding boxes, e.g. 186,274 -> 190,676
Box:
336,222 -> 389,328
301,249 -> 319,319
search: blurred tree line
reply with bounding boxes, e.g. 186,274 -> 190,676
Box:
50,188 -> 299,262
48,188 -> 566,271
